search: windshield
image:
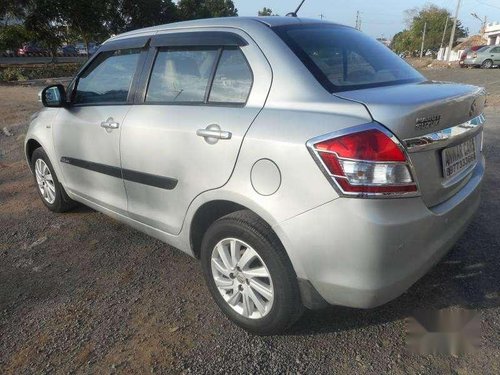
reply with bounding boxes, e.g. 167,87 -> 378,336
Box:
273,24 -> 424,92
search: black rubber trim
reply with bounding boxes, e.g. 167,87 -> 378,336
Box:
121,169 -> 177,190
60,157 -> 178,190
151,31 -> 248,47
100,35 -> 151,52
297,278 -> 329,310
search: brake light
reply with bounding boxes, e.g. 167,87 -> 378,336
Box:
308,127 -> 418,197
473,53 -> 478,58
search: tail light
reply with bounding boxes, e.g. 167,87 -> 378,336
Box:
307,125 -> 418,197
473,53 -> 478,58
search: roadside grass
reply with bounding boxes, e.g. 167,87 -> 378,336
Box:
0,63 -> 82,82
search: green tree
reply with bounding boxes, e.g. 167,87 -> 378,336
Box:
60,0 -> 109,56
391,4 -> 468,54
107,0 -> 177,33
0,24 -> 31,51
205,0 -> 237,17
0,0 -> 29,25
258,7 -> 278,16
24,0 -> 65,56
177,0 -> 237,21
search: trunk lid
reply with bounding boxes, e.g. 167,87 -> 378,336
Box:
336,81 -> 486,207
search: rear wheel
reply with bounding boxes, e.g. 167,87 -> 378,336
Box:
200,210 -> 303,335
481,59 -> 493,69
31,148 -> 77,212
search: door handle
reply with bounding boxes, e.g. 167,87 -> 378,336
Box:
196,124 -> 232,144
100,117 -> 120,131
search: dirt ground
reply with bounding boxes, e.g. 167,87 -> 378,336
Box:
1,69 -> 500,374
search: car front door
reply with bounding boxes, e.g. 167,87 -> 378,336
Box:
120,30 -> 272,234
52,38 -> 148,214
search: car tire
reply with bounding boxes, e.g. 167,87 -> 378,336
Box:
481,59 -> 493,69
31,148 -> 78,213
200,210 -> 303,335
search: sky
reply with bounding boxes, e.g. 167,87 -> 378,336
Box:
233,0 -> 500,39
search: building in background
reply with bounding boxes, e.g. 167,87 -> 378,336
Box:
485,22 -> 500,45
376,37 -> 391,47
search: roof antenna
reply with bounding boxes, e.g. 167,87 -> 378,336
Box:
286,0 -> 307,17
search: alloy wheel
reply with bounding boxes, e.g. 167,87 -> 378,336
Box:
482,60 -> 493,69
211,238 -> 274,319
35,159 -> 56,204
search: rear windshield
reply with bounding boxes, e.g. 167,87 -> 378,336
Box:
273,24 -> 424,92
477,46 -> 489,52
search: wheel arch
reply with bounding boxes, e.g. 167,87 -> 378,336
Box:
25,138 -> 42,171
189,199 -> 282,260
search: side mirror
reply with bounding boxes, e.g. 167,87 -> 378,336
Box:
41,84 -> 67,108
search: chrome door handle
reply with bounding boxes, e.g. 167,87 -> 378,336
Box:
196,124 -> 232,144
100,117 -> 120,130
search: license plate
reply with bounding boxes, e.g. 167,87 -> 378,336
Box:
442,138 -> 477,179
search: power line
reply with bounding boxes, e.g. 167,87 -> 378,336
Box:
475,0 -> 500,11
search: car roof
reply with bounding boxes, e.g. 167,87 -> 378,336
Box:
106,16 -> 342,43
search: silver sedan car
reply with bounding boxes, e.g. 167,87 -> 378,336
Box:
462,45 -> 500,68
25,17 -> 486,335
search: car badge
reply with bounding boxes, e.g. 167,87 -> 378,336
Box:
416,115 -> 441,130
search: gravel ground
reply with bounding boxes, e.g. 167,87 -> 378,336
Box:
1,69 -> 499,374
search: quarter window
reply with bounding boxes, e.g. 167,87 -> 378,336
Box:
208,49 -> 253,104
74,49 -> 141,104
146,48 -> 218,103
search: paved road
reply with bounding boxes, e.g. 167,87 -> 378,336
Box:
0,56 -> 87,65
0,69 -> 499,374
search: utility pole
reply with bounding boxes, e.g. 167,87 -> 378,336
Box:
420,22 -> 427,58
319,13 -> 325,20
440,16 -> 449,50
447,0 -> 462,62
355,11 -> 361,30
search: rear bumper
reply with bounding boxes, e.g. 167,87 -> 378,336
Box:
462,58 -> 479,66
276,157 -> 484,309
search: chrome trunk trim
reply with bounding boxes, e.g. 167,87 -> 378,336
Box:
404,114 -> 485,153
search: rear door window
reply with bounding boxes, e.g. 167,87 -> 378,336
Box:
146,48 -> 218,103
74,49 -> 141,104
208,49 -> 253,104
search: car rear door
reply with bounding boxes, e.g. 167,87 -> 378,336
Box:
52,37 -> 149,214
120,30 -> 272,234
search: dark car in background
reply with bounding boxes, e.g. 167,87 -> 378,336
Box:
17,43 -> 50,57
57,45 -> 79,56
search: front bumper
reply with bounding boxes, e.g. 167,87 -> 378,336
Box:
276,158 -> 484,309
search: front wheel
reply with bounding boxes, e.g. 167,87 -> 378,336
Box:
31,148 -> 77,212
200,210 -> 303,335
481,59 -> 493,69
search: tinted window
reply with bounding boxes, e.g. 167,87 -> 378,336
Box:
146,48 -> 218,103
491,47 -> 500,53
209,49 -> 253,104
74,49 -> 140,104
477,46 -> 489,53
274,25 -> 424,92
